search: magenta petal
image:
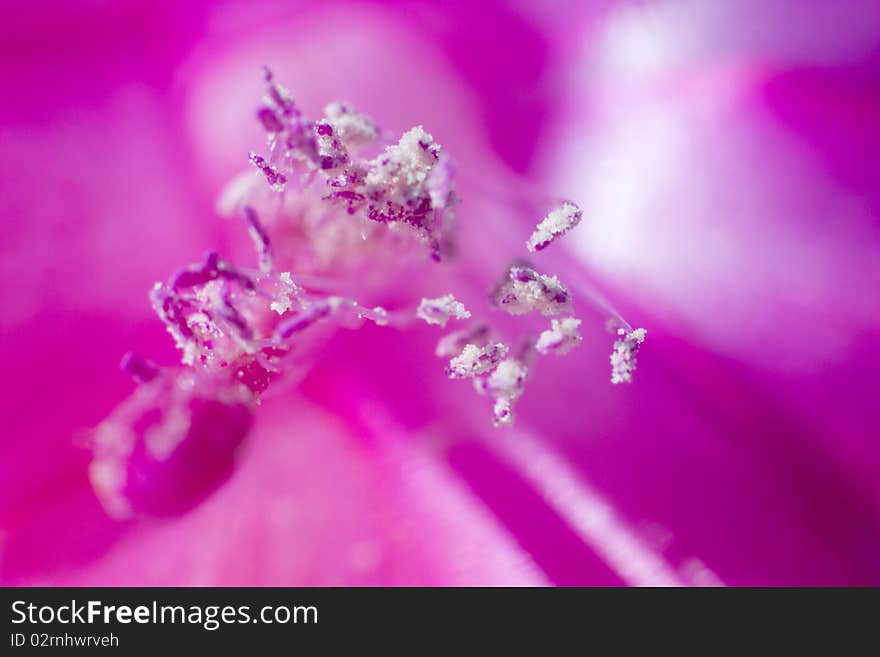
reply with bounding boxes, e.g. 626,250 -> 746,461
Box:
4,0 -> 880,588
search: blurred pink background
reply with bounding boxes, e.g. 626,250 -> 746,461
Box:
2,0 -> 880,585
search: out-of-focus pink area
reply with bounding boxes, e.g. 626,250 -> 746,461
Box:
1,0 -> 879,585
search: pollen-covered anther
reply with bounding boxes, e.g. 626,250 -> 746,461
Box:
314,120 -> 349,171
527,201 -> 583,252
151,252 -> 264,369
473,358 -> 529,427
492,265 -> 572,316
536,317 -> 582,356
313,120 -> 453,260
248,152 -> 287,191
362,126 -> 444,231
610,327 -> 647,384
364,306 -> 390,326
269,272 -> 299,315
492,398 -> 514,427
477,358 -> 528,399
261,66 -> 297,117
323,101 -> 378,150
417,294 -> 471,327
366,126 -> 440,196
435,324 -> 490,357
446,343 -> 509,379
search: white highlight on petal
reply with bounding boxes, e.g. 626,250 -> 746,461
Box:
550,8 -> 880,372
593,0 -> 880,87
352,400 -> 550,586
490,430 -> 692,587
